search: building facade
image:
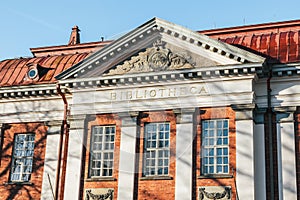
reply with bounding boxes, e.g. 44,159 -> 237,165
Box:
0,18 -> 299,200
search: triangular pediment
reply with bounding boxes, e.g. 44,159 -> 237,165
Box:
56,17 -> 265,80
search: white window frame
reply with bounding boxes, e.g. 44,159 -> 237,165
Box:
143,122 -> 170,176
201,119 -> 229,175
10,133 -> 35,182
89,125 -> 116,177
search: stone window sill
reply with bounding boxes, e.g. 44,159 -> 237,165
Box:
140,176 -> 173,180
4,181 -> 34,186
198,174 -> 233,179
85,177 -> 116,182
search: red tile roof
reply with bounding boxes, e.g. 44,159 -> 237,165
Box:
2,20 -> 300,87
199,19 -> 300,63
0,53 -> 90,87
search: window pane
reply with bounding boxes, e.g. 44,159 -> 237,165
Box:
10,133 -> 35,182
202,119 -> 229,175
143,123 -> 170,176
89,126 -> 115,177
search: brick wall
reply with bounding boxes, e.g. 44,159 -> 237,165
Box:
135,110 -> 176,200
195,107 -> 237,200
79,108 -> 239,200
80,114 -> 121,200
0,122 -> 47,200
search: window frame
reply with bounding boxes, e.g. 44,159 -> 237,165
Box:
143,122 -> 170,177
10,133 -> 35,183
89,125 -> 116,178
201,119 -> 229,175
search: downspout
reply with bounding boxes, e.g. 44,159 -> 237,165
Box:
266,65 -> 275,200
55,84 -> 70,200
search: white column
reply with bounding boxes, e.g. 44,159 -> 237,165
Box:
63,114 -> 86,200
117,112 -> 138,200
253,109 -> 266,200
275,107 -> 297,200
174,108 -> 194,200
41,121 -> 61,200
234,105 -> 255,200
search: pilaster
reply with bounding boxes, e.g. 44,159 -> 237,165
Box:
274,106 -> 297,200
253,108 -> 267,200
232,104 -> 255,200
63,114 -> 87,200
174,108 -> 195,200
117,112 -> 138,200
41,120 -> 61,200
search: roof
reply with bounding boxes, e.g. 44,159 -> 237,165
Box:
0,26 -> 110,87
0,53 -> 89,87
2,19 -> 300,88
200,19 -> 300,63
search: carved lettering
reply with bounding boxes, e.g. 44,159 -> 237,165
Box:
168,88 -> 176,97
149,90 -> 156,97
109,85 -> 208,101
110,92 -> 116,100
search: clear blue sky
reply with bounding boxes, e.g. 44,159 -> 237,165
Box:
1,0 -> 300,60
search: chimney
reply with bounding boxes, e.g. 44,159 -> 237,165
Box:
68,26 -> 80,45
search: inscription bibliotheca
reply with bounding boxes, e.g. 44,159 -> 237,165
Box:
110,85 -> 208,101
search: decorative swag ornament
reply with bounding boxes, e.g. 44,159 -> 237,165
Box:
105,39 -> 195,75
85,189 -> 113,200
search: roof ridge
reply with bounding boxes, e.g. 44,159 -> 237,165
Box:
199,19 -> 300,35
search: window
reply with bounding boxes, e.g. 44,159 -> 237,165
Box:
89,126 -> 115,177
10,133 -> 35,182
143,123 -> 170,176
201,119 -> 229,174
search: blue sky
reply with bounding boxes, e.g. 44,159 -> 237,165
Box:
1,0 -> 300,60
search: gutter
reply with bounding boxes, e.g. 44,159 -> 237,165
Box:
266,66 -> 275,200
55,84 -> 70,200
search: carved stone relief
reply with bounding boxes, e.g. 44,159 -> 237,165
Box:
104,39 -> 195,76
199,186 -> 231,200
85,188 -> 114,200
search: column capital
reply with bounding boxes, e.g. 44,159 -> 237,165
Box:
273,107 -> 296,123
231,104 -> 255,121
254,108 -> 267,124
231,103 -> 255,111
273,106 -> 296,113
173,108 -> 195,124
118,112 -> 138,127
68,114 -> 87,130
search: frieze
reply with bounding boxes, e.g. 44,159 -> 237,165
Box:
105,39 -> 195,76
199,186 -> 231,200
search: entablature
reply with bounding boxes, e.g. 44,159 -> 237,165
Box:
58,62 -> 264,90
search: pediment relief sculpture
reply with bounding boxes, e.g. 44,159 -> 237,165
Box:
104,40 -> 195,76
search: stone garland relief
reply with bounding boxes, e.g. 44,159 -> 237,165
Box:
85,189 -> 114,200
199,186 -> 231,200
105,39 -> 195,76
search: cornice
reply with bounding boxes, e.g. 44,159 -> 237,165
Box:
0,84 -> 69,100
272,62 -> 300,77
57,62 -> 264,89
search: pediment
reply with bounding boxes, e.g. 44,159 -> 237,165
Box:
56,17 -> 265,80
104,39 -> 200,76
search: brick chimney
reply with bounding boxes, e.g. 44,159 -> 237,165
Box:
68,26 -> 80,45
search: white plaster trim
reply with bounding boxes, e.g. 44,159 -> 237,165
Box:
117,125 -> 137,200
253,124 -> 266,200
236,120 -> 254,199
175,122 -> 193,200
276,122 -> 297,199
